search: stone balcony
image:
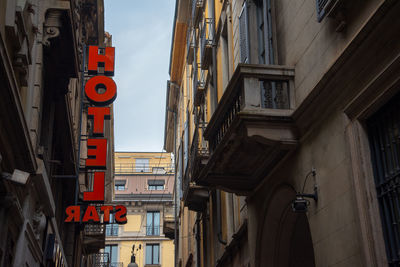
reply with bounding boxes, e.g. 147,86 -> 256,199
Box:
163,215 -> 175,240
198,64 -> 298,195
83,224 -> 105,254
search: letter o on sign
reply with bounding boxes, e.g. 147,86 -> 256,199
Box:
85,75 -> 117,106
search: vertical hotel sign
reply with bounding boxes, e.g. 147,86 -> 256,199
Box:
65,46 -> 127,224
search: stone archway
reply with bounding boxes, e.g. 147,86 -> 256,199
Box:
256,185 -> 315,267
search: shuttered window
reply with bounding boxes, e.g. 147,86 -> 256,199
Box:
239,2 -> 249,63
256,0 -> 274,64
316,0 -> 338,22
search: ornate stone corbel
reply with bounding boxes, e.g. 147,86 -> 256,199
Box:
43,10 -> 63,46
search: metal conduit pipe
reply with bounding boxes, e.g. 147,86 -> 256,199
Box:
196,213 -> 201,267
216,189 -> 227,245
210,0 -> 219,112
209,0 -> 227,246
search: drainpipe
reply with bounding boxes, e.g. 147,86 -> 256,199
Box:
210,0 -> 218,113
209,0 -> 226,246
25,9 -> 40,124
165,82 -> 178,267
173,109 -> 178,267
75,44 -> 86,205
216,189 -> 227,245
196,213 -> 201,267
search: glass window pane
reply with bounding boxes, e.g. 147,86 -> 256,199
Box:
136,158 -> 149,172
154,244 -> 160,264
154,212 -> 160,226
111,246 -> 118,263
154,212 -> 160,235
147,212 -> 153,235
145,245 -> 152,264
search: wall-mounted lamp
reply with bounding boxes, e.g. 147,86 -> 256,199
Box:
292,168 -> 318,213
128,244 -> 141,267
1,169 -> 30,185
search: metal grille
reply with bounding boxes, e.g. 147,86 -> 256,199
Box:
368,93 -> 400,266
260,80 -> 290,109
92,252 -> 110,267
84,224 -> 105,236
106,224 -> 119,236
146,226 -> 160,236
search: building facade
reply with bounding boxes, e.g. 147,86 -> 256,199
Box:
0,0 -> 114,266
165,0 -> 400,266
105,152 -> 175,267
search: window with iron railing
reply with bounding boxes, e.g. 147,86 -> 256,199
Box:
146,211 -> 160,236
114,179 -> 126,191
367,93 -> 400,267
106,214 -> 119,236
135,158 -> 150,172
148,179 -> 165,190
240,0 -> 275,65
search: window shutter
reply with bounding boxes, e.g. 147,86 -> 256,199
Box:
184,120 -> 189,171
148,180 -> 165,186
239,2 -> 249,63
115,180 -> 126,186
316,0 -> 338,22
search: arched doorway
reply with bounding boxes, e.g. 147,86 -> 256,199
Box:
256,185 -> 315,267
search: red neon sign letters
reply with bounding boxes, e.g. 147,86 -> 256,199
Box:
65,46 -> 127,224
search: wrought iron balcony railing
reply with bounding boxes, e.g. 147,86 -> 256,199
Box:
146,226 -> 160,236
84,224 -> 105,236
115,163 -> 174,175
91,252 -> 110,267
182,122 -> 209,211
200,18 -> 214,69
106,224 -> 119,236
193,64 -> 206,107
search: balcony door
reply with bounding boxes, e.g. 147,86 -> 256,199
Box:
146,211 -> 160,236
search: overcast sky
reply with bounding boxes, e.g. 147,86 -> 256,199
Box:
104,0 -> 176,152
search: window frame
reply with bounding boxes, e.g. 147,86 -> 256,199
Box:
135,158 -> 150,172
146,211 -> 160,236
145,243 -> 160,265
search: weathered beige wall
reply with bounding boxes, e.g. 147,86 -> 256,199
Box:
249,107 -> 361,267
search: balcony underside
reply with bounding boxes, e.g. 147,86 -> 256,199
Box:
194,86 -> 205,106
184,184 -> 209,211
163,220 -> 175,240
83,225 -> 105,254
201,45 -> 212,69
83,235 -> 105,255
198,111 -> 298,195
